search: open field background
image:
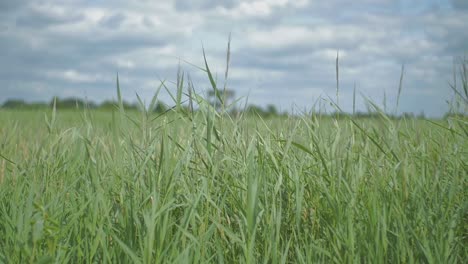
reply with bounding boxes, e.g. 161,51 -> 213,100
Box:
0,102 -> 466,263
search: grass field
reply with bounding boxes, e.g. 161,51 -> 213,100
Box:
0,98 -> 467,263
0,49 -> 467,262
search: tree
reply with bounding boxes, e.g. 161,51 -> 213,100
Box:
51,97 -> 96,109
2,99 -> 27,108
208,89 -> 235,110
99,100 -> 117,110
266,104 -> 278,116
98,100 -> 138,111
245,105 -> 266,116
1,99 -> 47,109
153,101 -> 168,113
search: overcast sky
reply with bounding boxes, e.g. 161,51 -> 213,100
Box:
1,0 -> 467,116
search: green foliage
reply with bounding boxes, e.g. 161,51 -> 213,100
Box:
152,101 -> 168,113
2,99 -> 47,110
98,100 -> 139,111
0,52 -> 466,263
0,100 -> 466,263
49,97 -> 97,110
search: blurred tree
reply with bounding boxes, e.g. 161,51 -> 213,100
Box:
2,99 -> 47,109
245,105 -> 266,116
50,97 -> 97,109
208,89 -> 235,110
153,101 -> 168,113
2,99 -> 27,108
98,100 -> 138,110
265,104 -> 278,116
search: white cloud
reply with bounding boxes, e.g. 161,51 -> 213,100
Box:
115,59 -> 136,69
216,0 -> 308,18
46,70 -> 105,83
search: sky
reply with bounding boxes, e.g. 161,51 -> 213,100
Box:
0,0 -> 467,117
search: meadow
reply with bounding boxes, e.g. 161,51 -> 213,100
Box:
0,53 -> 467,263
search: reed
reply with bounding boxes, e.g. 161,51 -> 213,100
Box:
0,48 -> 466,263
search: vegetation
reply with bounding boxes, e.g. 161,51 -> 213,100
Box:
0,97 -> 283,117
2,98 -> 458,120
0,49 -> 466,263
1,98 -> 139,112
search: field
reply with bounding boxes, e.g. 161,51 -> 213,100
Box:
0,99 -> 466,263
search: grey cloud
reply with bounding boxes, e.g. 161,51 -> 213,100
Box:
99,13 -> 127,29
63,33 -> 171,59
451,0 -> 468,10
142,16 -> 155,28
245,11 -> 464,68
420,13 -> 468,56
15,6 -> 84,28
0,0 -> 29,13
1,7 -> 178,104
174,0 -> 237,11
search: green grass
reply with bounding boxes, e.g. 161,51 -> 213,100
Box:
0,48 -> 467,262
0,102 -> 466,263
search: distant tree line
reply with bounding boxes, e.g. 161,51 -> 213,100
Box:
1,97 -> 464,119
325,111 -> 428,120
0,98 -> 168,113
0,97 -> 284,117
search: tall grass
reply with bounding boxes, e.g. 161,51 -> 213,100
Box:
0,51 -> 467,263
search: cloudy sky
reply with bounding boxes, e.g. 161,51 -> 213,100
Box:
0,0 -> 467,116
